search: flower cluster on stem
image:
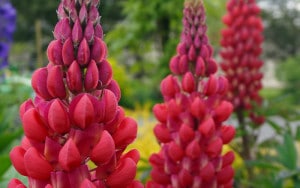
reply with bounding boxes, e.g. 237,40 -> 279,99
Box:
9,0 -> 142,187
147,0 -> 236,187
0,0 -> 16,70
220,0 -> 264,125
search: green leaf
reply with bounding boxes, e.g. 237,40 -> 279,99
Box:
277,133 -> 297,170
0,156 -> 11,178
0,129 -> 23,153
267,118 -> 283,134
295,126 -> 300,141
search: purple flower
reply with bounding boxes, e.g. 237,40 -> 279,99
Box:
0,1 -> 16,70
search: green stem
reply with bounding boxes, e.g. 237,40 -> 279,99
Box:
237,108 -> 253,188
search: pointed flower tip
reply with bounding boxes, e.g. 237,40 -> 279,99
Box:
90,130 -> 115,165
58,139 -> 82,171
8,179 -> 26,188
106,158 -> 137,187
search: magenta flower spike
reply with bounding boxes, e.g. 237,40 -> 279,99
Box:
220,0 -> 264,125
147,0 -> 236,187
9,0 -> 143,187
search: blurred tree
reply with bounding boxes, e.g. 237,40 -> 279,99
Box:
258,0 -> 300,59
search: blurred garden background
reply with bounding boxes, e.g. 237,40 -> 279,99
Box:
1,0 -> 300,187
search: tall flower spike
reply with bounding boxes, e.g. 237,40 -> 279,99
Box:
9,0 -> 141,187
220,0 -> 264,125
147,0 -> 235,187
0,0 -> 16,75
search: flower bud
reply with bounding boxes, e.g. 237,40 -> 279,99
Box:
91,37 -> 107,63
53,18 -> 71,42
67,61 -> 83,93
97,59 -> 112,86
84,20 -> 94,44
77,38 -> 90,66
72,20 -> 83,46
84,60 -> 99,91
47,40 -> 63,65
58,139 -> 82,171
47,65 -> 66,99
91,130 -> 115,165
62,38 -> 75,66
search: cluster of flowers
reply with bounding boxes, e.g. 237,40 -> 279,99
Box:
9,0 -> 142,187
147,1 -> 236,187
0,0 -> 16,69
220,0 -> 264,125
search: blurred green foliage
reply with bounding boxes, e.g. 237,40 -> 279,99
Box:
0,74 -> 32,181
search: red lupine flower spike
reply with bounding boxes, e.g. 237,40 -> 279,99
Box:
147,0 -> 235,187
10,0 -> 141,186
220,0 -> 264,125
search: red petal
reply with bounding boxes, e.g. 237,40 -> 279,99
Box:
19,99 -> 34,121
200,162 -> 215,182
190,97 -> 206,118
24,147 -> 53,180
100,89 -> 117,123
84,60 -> 99,91
8,179 -> 26,188
53,18 -> 71,42
167,142 -> 184,162
44,137 -> 62,163
185,140 -> 201,159
154,123 -> 171,143
179,124 -> 195,143
195,57 -> 205,76
69,94 -> 95,129
62,38 -> 75,66
9,146 -> 27,176
97,59 -> 112,86
84,20 -> 94,44
179,169 -> 193,187
153,104 -> 167,123
198,117 -> 215,137
80,179 -> 96,188
121,149 -> 140,164
47,40 -> 63,65
66,61 -> 83,93
182,71 -> 195,93
51,170 -> 71,188
58,139 -> 82,171
47,65 -> 66,99
77,38 -> 90,66
217,166 -> 234,184
47,99 -> 70,133
106,158 -> 137,187
205,75 -> 218,96
169,55 -> 180,74
31,68 -> 52,99
70,123 -> 102,159
22,108 -> 48,141
214,101 -> 233,122
106,80 -> 121,102
221,126 -> 235,144
113,117 -> 137,149
91,37 -> 107,63
91,130 -> 115,165
222,151 -> 235,168
206,138 -> 223,157
72,20 -> 83,45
